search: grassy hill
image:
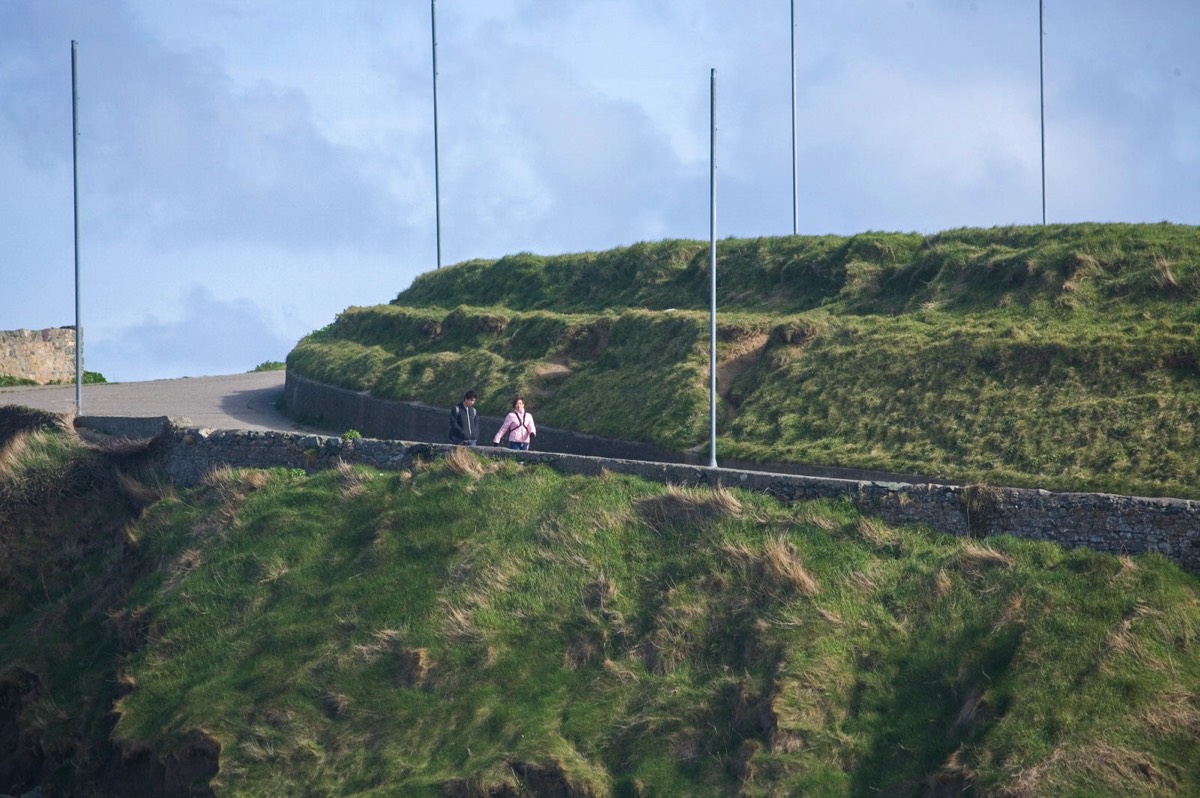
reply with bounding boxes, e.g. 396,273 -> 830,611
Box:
287,223 -> 1200,498
2,415 -> 1198,796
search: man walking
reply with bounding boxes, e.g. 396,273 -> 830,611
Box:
448,390 -> 479,446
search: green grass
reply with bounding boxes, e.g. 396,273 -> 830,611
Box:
2,370 -> 108,386
250,361 -> 287,372
288,223 -> 1200,497
3,430 -> 1198,796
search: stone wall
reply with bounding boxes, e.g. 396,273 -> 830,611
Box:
0,328 -> 76,384
164,425 -> 1200,575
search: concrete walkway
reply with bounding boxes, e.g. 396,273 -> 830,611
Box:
0,371 -> 326,434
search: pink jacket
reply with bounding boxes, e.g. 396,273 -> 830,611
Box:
494,410 -> 536,444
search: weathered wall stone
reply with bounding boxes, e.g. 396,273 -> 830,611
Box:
163,425 -> 1200,575
0,327 -> 76,384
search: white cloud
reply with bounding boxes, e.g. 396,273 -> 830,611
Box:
87,286 -> 293,382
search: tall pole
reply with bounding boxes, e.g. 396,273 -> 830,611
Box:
431,0 -> 443,268
71,40 -> 83,415
1039,0 -> 1047,225
789,0 -> 798,236
709,68 -> 718,469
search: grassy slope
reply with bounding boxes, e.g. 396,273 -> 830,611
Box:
0,418 -> 164,795
3,428 -> 1199,796
287,223 -> 1200,498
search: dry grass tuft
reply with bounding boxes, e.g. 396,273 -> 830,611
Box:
1062,252 -> 1101,293
443,446 -> 498,480
0,428 -> 34,481
1112,555 -> 1140,584
590,505 -> 635,533
936,569 -> 953,598
1153,256 -> 1180,290
164,548 -> 204,592
929,746 -> 978,796
349,628 -> 403,663
636,484 -> 742,532
639,597 -> 708,675
957,542 -> 1014,575
795,509 -> 838,532
116,470 -> 174,508
994,594 -> 1027,632
565,636 -> 601,670
848,569 -> 878,595
583,574 -> 617,610
854,516 -> 894,549
202,466 -> 263,500
0,406 -> 71,457
1102,603 -> 1170,673
333,459 -> 375,495
1006,742 -> 1178,798
721,537 -> 820,599
1138,687 -> 1200,740
816,607 -> 844,626
396,646 -> 433,688
440,604 -> 485,646
321,690 -> 351,719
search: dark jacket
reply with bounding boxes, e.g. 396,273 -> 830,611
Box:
448,402 -> 478,443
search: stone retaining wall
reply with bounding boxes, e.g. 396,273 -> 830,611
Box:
282,371 -> 941,484
166,426 -> 1200,575
284,370 -> 690,462
0,328 -> 76,384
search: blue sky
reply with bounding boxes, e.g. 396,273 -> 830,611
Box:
2,1 -> 1197,382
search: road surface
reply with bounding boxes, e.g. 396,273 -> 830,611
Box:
0,371 -> 325,434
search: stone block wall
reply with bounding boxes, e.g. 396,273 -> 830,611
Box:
165,425 -> 1200,575
0,327 -> 76,384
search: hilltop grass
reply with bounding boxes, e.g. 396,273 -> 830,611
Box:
287,223 -> 1200,498
391,223 -> 1200,316
3,430 -> 1198,796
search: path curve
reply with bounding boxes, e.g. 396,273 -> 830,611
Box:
0,372 -> 323,434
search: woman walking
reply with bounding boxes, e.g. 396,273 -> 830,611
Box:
493,396 -> 537,450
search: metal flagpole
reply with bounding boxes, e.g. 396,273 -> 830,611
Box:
431,0 -> 443,268
71,40 -> 83,415
790,0 -> 798,236
709,68 -> 718,469
1039,0 -> 1047,226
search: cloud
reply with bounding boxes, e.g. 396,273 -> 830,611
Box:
87,286 -> 293,382
0,0 -> 419,254
438,39 -> 699,254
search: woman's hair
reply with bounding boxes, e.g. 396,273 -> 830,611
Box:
512,395 -> 525,408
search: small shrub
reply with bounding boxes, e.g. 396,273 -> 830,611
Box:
250,361 -> 286,372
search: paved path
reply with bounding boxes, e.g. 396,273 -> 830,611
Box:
0,372 -> 326,434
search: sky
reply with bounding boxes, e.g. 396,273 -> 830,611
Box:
2,1 -> 1198,383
